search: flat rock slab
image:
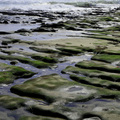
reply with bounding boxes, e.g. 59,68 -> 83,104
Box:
11,74 -> 96,103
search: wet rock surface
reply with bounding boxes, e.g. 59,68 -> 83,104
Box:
0,4 -> 120,120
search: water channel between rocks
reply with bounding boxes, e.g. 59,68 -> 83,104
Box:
0,52 -> 95,119
0,53 -> 93,96
0,51 -> 119,120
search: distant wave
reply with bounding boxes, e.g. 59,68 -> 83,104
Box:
0,0 -> 41,4
0,0 -> 119,4
0,0 -> 119,11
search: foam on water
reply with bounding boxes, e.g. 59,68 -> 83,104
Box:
0,0 -> 119,11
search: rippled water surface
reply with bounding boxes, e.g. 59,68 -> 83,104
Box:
0,0 -> 119,11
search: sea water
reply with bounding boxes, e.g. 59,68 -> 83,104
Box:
0,0 -> 119,11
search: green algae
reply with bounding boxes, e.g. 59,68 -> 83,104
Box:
88,34 -> 120,42
62,66 -> 120,82
106,25 -> 120,31
11,74 -> 96,103
70,74 -> 120,91
29,47 -> 59,54
99,16 -> 114,21
92,54 -> 120,63
0,54 -> 50,68
0,63 -> 34,84
70,74 -> 120,99
1,39 -> 20,45
76,60 -> 120,73
31,55 -> 58,63
57,47 -> 82,54
0,95 -> 26,110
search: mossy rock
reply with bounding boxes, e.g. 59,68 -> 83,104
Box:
92,54 -> 120,63
26,104 -> 68,120
31,55 -> 58,63
11,74 -> 96,103
0,54 -> 50,68
70,74 -> 120,99
0,95 -> 26,110
99,16 -> 114,21
81,19 -> 97,25
62,66 -> 120,82
0,63 -> 35,84
2,39 -> 20,45
76,60 -> 120,73
70,74 -> 120,91
57,47 -> 82,54
88,34 -> 120,42
19,116 -> 65,120
106,25 -> 120,31
29,47 -> 59,53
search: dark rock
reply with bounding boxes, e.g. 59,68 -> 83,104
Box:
3,20 -> 9,24
32,27 -> 56,32
34,18 -> 43,23
19,48 -> 24,50
1,41 -> 8,45
10,61 -> 18,65
15,29 -> 31,33
0,46 -> 11,48
11,20 -> 20,24
0,31 -> 11,34
41,21 -> 64,28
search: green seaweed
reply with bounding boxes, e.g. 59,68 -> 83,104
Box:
0,54 -> 50,68
62,66 -> 120,82
92,54 -> 120,63
76,60 -> 120,73
0,95 -> 26,110
0,63 -> 35,84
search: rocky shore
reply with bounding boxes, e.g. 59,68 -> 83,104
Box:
0,5 -> 120,120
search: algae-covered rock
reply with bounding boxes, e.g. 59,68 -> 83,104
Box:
31,55 -> 58,63
92,54 -> 120,63
76,60 -> 120,73
11,74 -> 96,103
0,95 -> 26,110
0,54 -> 50,68
57,47 -> 82,54
1,39 -> 20,45
0,63 -> 35,84
62,66 -> 120,82
70,74 -> 120,92
88,34 -> 120,43
11,74 -> 97,119
19,116 -> 65,120
25,104 -> 68,120
29,47 -> 59,54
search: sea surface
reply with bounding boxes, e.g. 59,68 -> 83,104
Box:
0,0 -> 119,11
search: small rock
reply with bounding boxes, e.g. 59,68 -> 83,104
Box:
11,20 -> 20,24
19,48 -> 24,50
10,61 -> 18,65
15,29 -> 31,33
0,31 -> 11,35
3,20 -> 9,24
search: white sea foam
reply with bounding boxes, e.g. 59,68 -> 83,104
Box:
0,0 -> 119,11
